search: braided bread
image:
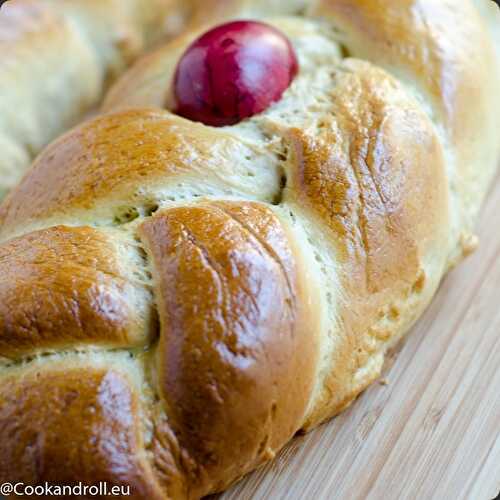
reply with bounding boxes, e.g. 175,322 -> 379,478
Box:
0,0 -> 499,498
0,0 -> 187,198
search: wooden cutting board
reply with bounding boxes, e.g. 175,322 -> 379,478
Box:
217,170 -> 500,500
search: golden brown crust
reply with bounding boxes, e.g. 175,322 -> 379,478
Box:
0,362 -> 163,498
0,109 -> 279,237
139,201 -> 318,496
310,0 -> 493,134
287,60 -> 448,277
0,225 -> 153,359
310,0 -> 500,234
281,61 -> 449,425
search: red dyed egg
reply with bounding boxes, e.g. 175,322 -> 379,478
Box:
173,20 -> 299,126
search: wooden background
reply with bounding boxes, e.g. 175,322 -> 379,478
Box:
217,172 -> 500,500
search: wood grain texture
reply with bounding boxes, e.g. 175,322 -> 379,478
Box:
217,170 -> 500,500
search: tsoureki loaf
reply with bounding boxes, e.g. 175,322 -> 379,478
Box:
0,1 -> 499,498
